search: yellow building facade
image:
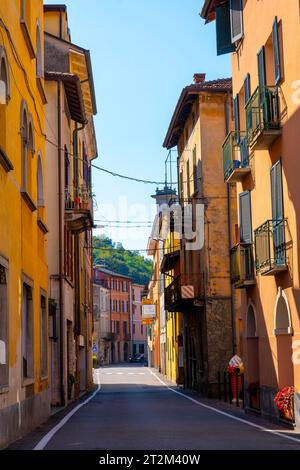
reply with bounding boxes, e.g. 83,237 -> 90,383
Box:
202,0 -> 300,425
0,0 -> 49,448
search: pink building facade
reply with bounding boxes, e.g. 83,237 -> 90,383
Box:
131,284 -> 147,358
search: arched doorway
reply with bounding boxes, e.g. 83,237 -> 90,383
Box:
274,288 -> 294,388
124,342 -> 129,362
246,303 -> 260,410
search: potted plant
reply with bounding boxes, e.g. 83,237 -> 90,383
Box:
274,386 -> 295,422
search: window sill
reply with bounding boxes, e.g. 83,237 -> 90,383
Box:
36,77 -> 47,105
37,217 -> 49,234
21,190 -> 37,212
22,377 -> 35,387
20,19 -> 36,59
0,146 -> 14,172
0,385 -> 9,394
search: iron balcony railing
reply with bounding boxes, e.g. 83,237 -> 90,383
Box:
222,131 -> 249,181
65,185 -> 93,214
254,219 -> 286,274
164,274 -> 205,312
230,243 -> 255,287
245,86 -> 281,147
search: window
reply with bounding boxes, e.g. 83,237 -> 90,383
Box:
233,94 -> 240,143
246,305 -> 257,338
110,279 -> 114,290
239,191 -> 252,243
186,160 -> 190,199
123,281 -> 127,292
273,17 -> 282,84
215,3 -> 235,56
64,146 -> 70,189
133,324 -> 136,335
21,102 -> 35,196
141,325 -> 144,335
22,282 -> 34,379
139,344 -> 145,354
257,47 -> 266,88
64,227 -> 73,280
230,0 -> 243,43
244,74 -> 251,106
179,170 -> 184,200
123,321 -> 127,336
36,21 -> 43,78
37,153 -> 44,207
124,301 -> 128,313
82,143 -> 89,185
0,261 -> 8,388
193,146 -> 197,193
40,293 -> 47,378
116,321 -> 120,334
271,160 -> 284,222
0,46 -> 10,104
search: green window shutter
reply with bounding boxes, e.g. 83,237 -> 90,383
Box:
234,94 -> 240,132
244,73 -> 251,105
230,0 -> 243,43
239,191 -> 252,243
273,17 -> 281,85
257,47 -> 266,88
271,160 -> 283,221
216,3 -> 235,56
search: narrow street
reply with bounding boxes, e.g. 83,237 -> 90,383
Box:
21,365 -> 300,451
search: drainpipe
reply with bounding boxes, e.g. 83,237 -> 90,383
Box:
57,81 -> 65,406
225,91 -> 237,355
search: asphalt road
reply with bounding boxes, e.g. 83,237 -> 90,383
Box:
29,364 -> 300,450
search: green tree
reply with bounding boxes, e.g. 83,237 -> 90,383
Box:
93,235 -> 153,286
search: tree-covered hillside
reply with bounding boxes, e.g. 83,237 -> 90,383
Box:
93,235 -> 153,286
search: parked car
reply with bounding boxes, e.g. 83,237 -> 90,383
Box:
129,353 -> 145,363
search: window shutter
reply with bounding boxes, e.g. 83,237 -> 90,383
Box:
230,0 -> 243,43
179,170 -> 184,200
244,74 -> 251,106
216,3 -> 235,56
186,160 -> 190,198
234,95 -> 240,132
193,146 -> 197,193
239,191 -> 252,243
271,160 -> 283,221
257,47 -> 266,88
273,17 -> 281,85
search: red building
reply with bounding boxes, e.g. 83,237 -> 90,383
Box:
93,266 -> 132,363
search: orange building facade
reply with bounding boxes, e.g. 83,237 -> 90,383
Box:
201,0 -> 300,426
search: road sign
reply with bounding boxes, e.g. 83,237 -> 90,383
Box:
92,343 -> 98,354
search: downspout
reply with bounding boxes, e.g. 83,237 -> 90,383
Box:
225,91 -> 237,355
57,81 -> 65,406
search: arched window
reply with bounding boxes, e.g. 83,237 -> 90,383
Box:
246,304 -> 257,338
274,288 -> 293,335
0,47 -> 10,104
20,102 -> 34,195
0,47 -> 10,154
36,21 -> 43,78
37,153 -> 44,207
21,103 -> 28,190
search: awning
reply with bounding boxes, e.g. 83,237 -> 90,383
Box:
160,250 -> 180,274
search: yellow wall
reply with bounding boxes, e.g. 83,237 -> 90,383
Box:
0,0 -> 49,431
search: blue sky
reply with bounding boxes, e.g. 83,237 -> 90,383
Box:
44,0 -> 231,251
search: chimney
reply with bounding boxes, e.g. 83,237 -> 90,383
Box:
193,73 -> 206,84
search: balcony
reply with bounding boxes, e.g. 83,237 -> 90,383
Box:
230,243 -> 255,288
65,185 -> 94,233
254,220 -> 287,275
222,132 -> 251,183
164,274 -> 204,313
246,86 -> 281,150
100,332 -> 116,341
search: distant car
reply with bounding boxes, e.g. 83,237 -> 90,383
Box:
128,353 -> 145,363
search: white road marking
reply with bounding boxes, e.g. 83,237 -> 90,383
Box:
34,370 -> 102,451
117,372 -> 124,375
148,369 -> 300,445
